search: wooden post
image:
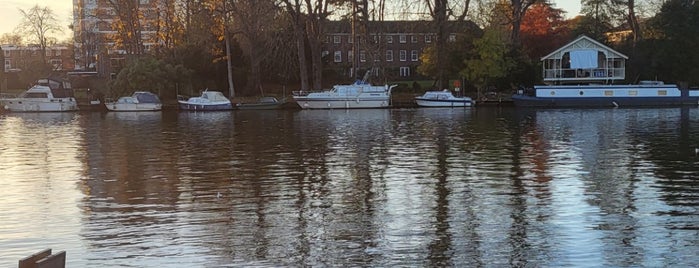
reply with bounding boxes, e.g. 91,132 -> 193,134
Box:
36,251 -> 66,268
18,249 -> 51,268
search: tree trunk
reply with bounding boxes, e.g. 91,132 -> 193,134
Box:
225,30 -> 235,98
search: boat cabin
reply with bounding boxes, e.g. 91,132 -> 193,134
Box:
541,35 -> 627,85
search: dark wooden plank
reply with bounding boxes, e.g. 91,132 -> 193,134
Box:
36,251 -> 65,268
18,249 -> 52,268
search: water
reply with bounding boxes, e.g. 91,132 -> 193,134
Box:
1,107 -> 698,267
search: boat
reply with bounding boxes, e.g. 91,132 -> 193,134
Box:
415,90 -> 473,107
178,90 -> 233,111
105,91 -> 162,111
292,70 -> 396,109
236,96 -> 286,110
0,78 -> 79,112
511,35 -> 699,107
293,81 -> 396,109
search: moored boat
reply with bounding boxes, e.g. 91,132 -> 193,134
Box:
0,78 -> 78,112
105,91 -> 162,111
293,81 -> 396,109
415,90 -> 473,107
178,90 -> 233,111
511,35 -> 699,107
236,96 -> 286,110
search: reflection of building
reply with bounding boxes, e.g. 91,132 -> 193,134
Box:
2,45 -> 75,72
72,0 -> 165,77
323,20 -> 479,80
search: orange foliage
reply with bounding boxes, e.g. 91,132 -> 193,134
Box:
520,2 -> 571,58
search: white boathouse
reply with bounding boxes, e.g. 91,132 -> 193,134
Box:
541,35 -> 627,84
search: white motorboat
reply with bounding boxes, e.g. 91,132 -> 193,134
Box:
178,90 -> 233,111
105,91 -> 162,111
415,90 -> 473,107
292,81 -> 396,109
0,78 -> 78,112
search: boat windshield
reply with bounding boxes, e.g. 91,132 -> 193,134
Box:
22,92 -> 49,98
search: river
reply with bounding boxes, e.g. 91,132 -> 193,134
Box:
1,107 -> 698,267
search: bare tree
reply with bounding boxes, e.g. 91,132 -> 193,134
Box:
226,0 -> 280,95
16,5 -> 63,64
509,0 -> 539,47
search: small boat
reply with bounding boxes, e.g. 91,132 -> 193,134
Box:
415,90 -> 473,107
0,78 -> 78,112
105,91 -> 162,111
178,90 -> 233,111
236,96 -> 286,110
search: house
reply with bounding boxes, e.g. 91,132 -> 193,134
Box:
2,45 -> 74,72
540,35 -> 627,84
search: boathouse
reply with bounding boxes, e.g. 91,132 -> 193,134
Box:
541,35 -> 627,85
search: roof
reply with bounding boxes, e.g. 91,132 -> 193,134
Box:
540,35 -> 628,61
324,20 -> 481,34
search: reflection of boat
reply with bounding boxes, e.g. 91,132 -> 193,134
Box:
512,35 -> 699,107
415,90 -> 473,107
105,91 -> 162,111
0,78 -> 78,112
292,71 -> 395,109
178,90 -> 233,111
236,97 -> 286,110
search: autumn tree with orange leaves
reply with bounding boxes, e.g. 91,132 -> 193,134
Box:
519,2 -> 570,59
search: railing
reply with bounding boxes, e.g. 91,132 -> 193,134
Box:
0,93 -> 17,99
543,68 -> 625,81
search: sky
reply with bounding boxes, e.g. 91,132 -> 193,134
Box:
0,0 -> 582,42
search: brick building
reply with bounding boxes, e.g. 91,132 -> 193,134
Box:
323,20 -> 480,80
72,0 -> 165,76
2,45 -> 75,72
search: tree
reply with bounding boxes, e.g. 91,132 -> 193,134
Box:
104,0 -> 145,55
461,26 -> 514,95
15,5 -> 63,65
109,57 -> 193,99
644,0 -> 699,85
226,0 -> 281,95
579,0 -> 616,40
508,0 -> 540,47
0,33 -> 23,45
520,2 -> 570,59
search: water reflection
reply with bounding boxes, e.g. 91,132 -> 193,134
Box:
0,108 -> 698,267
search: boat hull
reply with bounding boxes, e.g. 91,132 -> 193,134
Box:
106,103 -> 162,111
293,97 -> 390,109
415,99 -> 472,107
512,84 -> 699,108
1,98 -> 79,112
178,102 -> 233,111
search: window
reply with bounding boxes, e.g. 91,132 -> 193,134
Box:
373,35 -> 379,43
399,35 -> 407,43
411,50 -> 418,61
55,50 -> 61,56
4,59 -> 10,70
321,51 -> 329,57
386,50 -> 393,62
399,50 -> 407,61
386,36 -> 393,43
360,50 -> 366,62
140,0 -> 149,4
50,59 -> 62,69
334,51 -> 342,62
333,36 -> 341,44
348,35 -> 353,43
348,50 -> 353,62
411,35 -> 417,43
658,90 -> 667,96
400,67 -> 410,77
425,35 -> 432,43
448,34 -> 456,42
4,50 -> 10,57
